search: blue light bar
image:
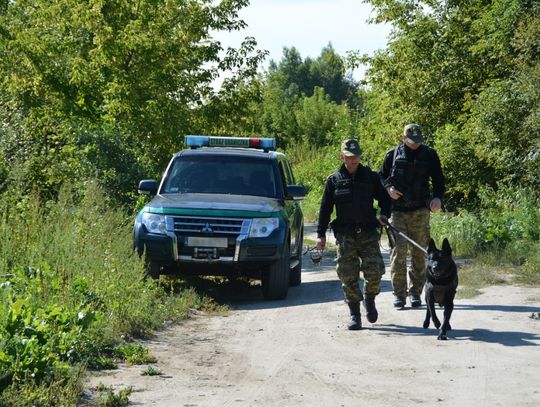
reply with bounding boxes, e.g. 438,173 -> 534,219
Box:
184,135 -> 276,151
255,138 -> 277,150
185,135 -> 209,148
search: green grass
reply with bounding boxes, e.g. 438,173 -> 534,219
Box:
429,187 -> 540,297
303,237 -> 316,247
455,264 -> 509,299
288,143 -> 340,223
0,183 -> 219,406
96,384 -> 132,407
454,241 -> 540,299
115,343 -> 157,365
141,366 -> 162,376
0,368 -> 84,407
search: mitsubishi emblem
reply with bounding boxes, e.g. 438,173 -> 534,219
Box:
201,222 -> 213,233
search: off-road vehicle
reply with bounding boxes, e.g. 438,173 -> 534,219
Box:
134,136 -> 305,300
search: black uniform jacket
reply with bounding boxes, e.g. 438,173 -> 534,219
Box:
317,164 -> 391,238
379,143 -> 445,211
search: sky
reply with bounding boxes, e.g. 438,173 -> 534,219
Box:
215,0 -> 392,81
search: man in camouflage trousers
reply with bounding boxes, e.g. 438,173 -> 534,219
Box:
316,139 -> 391,330
379,124 -> 445,308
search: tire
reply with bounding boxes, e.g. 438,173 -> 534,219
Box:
262,241 -> 290,300
146,261 -> 161,280
289,229 -> 303,287
289,257 -> 302,287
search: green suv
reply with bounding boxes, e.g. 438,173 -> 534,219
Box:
134,136 -> 305,300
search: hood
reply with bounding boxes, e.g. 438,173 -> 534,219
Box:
144,193 -> 282,217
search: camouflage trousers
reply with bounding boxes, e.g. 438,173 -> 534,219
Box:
389,208 -> 431,298
335,228 -> 385,304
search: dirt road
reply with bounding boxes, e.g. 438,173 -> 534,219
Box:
85,226 -> 540,406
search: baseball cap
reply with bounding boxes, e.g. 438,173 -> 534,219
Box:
403,123 -> 424,143
341,139 -> 361,157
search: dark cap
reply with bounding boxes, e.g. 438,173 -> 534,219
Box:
341,139 -> 361,156
403,123 -> 424,143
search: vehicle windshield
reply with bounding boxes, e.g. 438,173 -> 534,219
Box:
161,156 -> 278,198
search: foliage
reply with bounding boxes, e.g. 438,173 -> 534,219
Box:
0,0 -> 539,402
268,45 -> 359,106
0,183 -> 214,404
114,343 -> 157,365
287,143 -> 341,221
0,291 -> 92,384
362,0 -> 539,210
253,45 -> 362,149
431,186 -> 540,253
454,263 -> 508,299
295,87 -> 357,146
431,186 -> 540,285
96,383 -> 132,407
141,366 -> 162,376
0,0 -> 265,199
0,368 -> 83,407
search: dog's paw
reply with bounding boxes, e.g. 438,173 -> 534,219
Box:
434,320 -> 441,329
423,320 -> 430,329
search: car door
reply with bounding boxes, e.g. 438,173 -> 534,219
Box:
278,157 -> 303,258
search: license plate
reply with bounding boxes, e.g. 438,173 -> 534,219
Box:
186,237 -> 228,248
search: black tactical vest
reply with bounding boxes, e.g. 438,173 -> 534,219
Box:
330,165 -> 377,231
391,144 -> 431,209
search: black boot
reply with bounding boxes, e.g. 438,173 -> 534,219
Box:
363,296 -> 378,323
347,302 -> 362,330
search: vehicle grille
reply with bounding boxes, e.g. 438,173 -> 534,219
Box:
171,216 -> 249,236
170,215 -> 251,259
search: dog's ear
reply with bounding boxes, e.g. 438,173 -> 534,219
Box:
428,238 -> 437,252
442,238 -> 452,254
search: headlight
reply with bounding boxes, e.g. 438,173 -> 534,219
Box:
142,213 -> 167,235
249,218 -> 279,238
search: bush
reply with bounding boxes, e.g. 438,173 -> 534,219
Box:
430,211 -> 485,256
0,182 -> 211,404
287,143 -> 341,221
431,186 -> 540,285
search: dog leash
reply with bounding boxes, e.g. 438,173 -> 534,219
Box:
303,245 -> 323,265
382,219 -> 428,255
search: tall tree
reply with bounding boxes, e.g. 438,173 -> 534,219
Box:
360,0 -> 537,209
309,44 -> 359,107
255,45 -> 361,147
0,0 -> 264,197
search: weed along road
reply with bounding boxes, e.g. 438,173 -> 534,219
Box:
84,226 -> 540,406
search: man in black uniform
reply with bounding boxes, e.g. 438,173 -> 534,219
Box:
316,139 -> 391,330
379,124 -> 445,308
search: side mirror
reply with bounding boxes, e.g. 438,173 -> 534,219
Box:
138,179 -> 158,195
286,185 -> 306,200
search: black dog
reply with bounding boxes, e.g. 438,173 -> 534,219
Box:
423,238 -> 458,340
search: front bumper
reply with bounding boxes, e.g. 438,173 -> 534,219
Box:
134,224 -> 287,266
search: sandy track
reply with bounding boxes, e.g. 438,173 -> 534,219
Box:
84,226 -> 540,406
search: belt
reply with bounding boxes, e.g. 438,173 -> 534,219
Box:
332,224 -> 374,235
339,226 -> 365,235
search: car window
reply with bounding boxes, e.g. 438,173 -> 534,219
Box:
283,159 -> 296,184
161,156 -> 278,197
278,159 -> 292,193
